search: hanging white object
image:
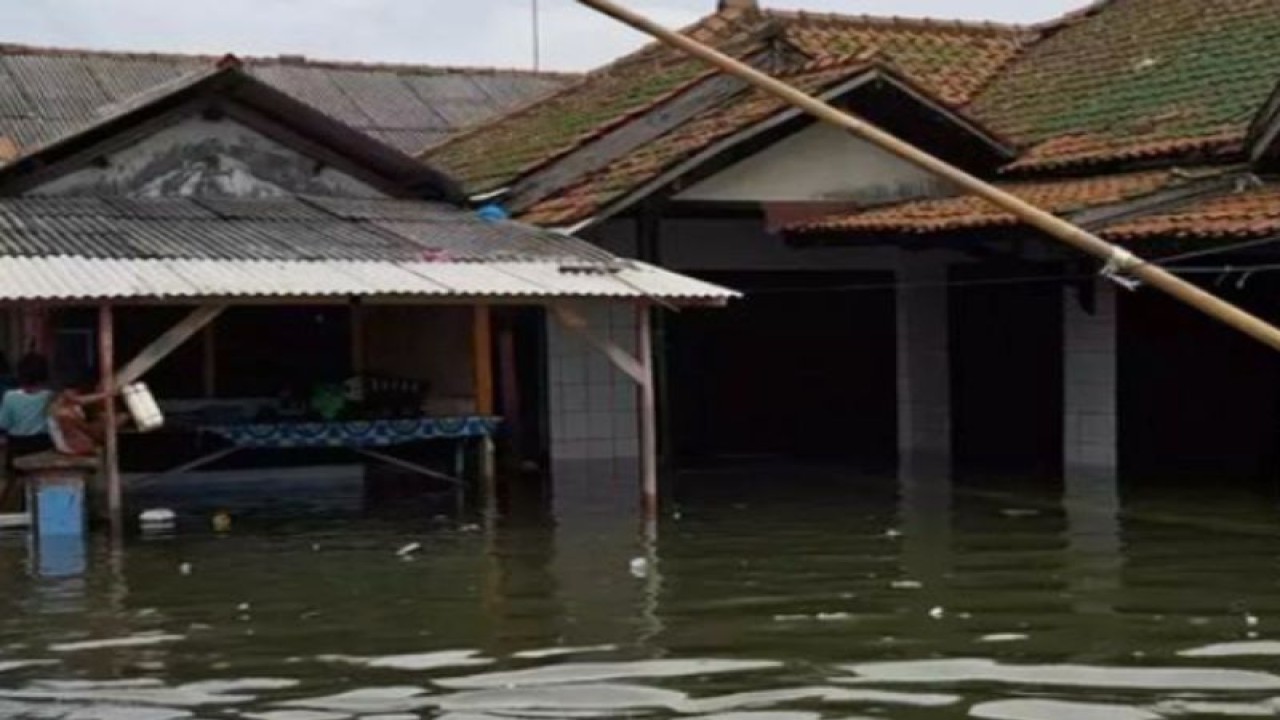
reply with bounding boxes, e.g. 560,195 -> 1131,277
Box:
139,508 -> 176,525
122,382 -> 164,433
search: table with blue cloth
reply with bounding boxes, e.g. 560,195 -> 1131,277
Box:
133,416 -> 501,487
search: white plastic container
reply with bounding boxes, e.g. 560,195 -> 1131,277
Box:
122,382 -> 164,433
139,508 -> 176,525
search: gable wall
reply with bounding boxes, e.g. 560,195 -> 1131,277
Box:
32,115 -> 386,199
673,122 -> 947,204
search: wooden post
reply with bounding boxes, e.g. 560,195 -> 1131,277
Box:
98,304 -> 121,538
637,303 -> 658,519
497,325 -> 522,459
350,300 -> 366,379
201,322 -> 217,399
577,0 -> 1280,354
473,306 -> 495,416
473,306 -> 497,516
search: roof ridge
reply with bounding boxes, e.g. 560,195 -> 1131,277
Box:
762,8 -> 1038,36
0,41 -> 579,79
1030,0 -> 1121,34
419,8 -> 772,161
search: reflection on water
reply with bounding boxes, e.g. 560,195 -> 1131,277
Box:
3,463 -> 1280,718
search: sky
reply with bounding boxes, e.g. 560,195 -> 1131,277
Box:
1,0 -> 1086,72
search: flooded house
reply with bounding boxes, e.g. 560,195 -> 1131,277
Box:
424,0 -> 1280,499
0,54 -> 734,530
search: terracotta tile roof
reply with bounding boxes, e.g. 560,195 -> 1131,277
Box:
1104,182 -> 1280,240
787,169 -> 1201,235
518,60 -> 878,227
423,8 -> 1035,196
771,11 -> 1036,107
971,0 -> 1280,172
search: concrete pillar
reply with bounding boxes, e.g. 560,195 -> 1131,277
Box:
546,302 -> 640,463
896,252 -> 952,466
1064,280 -> 1118,471
1063,280 -> 1121,615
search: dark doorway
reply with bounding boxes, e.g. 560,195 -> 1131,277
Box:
950,263 -> 1064,481
665,271 -> 897,467
1120,275 -> 1280,485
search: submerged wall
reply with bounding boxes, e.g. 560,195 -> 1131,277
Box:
545,302 -> 639,461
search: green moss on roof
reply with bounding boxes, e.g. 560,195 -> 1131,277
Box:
972,0 -> 1280,169
424,8 -> 1032,195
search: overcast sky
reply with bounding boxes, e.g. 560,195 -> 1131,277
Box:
2,1 -> 1085,72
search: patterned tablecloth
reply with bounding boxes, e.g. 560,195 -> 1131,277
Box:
200,417 -> 501,449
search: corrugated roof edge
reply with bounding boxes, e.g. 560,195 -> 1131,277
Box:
0,41 -> 581,80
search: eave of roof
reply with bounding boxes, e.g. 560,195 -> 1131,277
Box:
518,61 -> 1015,229
1104,179 -> 1280,241
0,195 -> 738,305
786,168 -> 1235,236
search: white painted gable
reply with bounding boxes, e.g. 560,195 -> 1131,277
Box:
674,122 -> 946,204
33,115 -> 385,199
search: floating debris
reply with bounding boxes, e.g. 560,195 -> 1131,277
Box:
512,644 -> 618,660
318,650 -> 492,671
396,543 -> 422,558
929,607 -> 946,620
50,633 -> 184,653
978,633 -> 1030,644
891,580 -> 923,590
629,558 -> 649,578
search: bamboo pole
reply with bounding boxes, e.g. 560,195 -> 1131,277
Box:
576,0 -> 1280,353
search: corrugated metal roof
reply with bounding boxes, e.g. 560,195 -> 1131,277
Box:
0,196 -> 627,263
0,46 -> 578,155
0,194 -> 737,303
0,256 -> 736,303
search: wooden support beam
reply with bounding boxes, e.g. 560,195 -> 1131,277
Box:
129,446 -> 242,489
353,448 -> 463,486
115,305 -> 225,389
201,322 -> 217,399
473,306 -> 495,416
98,304 -> 121,538
350,300 -> 366,379
552,305 -> 646,384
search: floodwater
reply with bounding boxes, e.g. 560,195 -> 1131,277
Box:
4,464 -> 1280,719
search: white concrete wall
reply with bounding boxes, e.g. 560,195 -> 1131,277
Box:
674,122 -> 947,204
36,115 -> 384,199
546,302 -> 640,461
897,252 -> 952,464
1064,281 -> 1118,470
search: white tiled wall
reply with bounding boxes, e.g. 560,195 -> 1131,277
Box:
547,302 -> 641,461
